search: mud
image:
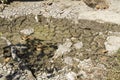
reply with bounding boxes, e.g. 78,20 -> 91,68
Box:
0,14 -> 120,80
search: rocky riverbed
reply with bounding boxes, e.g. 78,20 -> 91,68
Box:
0,14 -> 120,80
0,0 -> 120,80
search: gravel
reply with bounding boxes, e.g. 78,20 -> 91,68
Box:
0,0 -> 120,24
0,0 -> 120,80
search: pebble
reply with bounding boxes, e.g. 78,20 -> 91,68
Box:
66,71 -> 77,80
74,41 -> 83,49
64,57 -> 73,65
2,66 -> 7,71
20,28 -> 34,36
53,39 -> 72,58
104,36 -> 120,55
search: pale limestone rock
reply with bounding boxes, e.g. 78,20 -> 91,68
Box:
53,39 -> 72,58
66,72 -> 77,80
74,41 -> 83,49
20,28 -> 34,35
104,36 -> 120,55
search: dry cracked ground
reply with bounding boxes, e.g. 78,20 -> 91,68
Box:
0,0 -> 120,80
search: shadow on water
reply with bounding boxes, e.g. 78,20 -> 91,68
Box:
3,38 -> 58,76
